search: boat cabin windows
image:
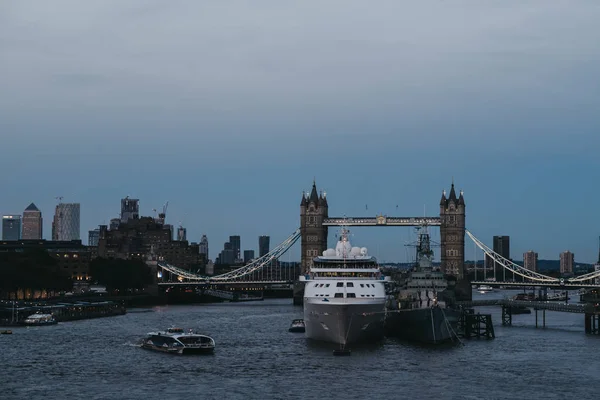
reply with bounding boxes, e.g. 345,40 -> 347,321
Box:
336,282 -> 344,287
334,293 -> 344,298
347,293 -> 356,298
347,282 -> 354,287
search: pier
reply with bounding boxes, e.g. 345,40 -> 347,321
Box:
458,309 -> 495,339
455,299 -> 600,335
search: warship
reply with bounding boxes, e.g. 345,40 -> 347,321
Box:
385,224 -> 460,344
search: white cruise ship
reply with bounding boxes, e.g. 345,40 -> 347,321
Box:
300,228 -> 389,346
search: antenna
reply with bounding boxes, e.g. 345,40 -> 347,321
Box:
597,235 -> 600,264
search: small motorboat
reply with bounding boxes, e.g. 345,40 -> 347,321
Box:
142,327 -> 215,355
288,319 -> 305,333
477,285 -> 494,293
1,330 -> 13,334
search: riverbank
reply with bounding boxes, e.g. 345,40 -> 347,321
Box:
0,299 -> 126,327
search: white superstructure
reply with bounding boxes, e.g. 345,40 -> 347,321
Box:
300,228 -> 389,345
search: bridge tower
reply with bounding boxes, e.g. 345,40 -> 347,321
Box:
300,181 -> 328,274
440,182 -> 466,279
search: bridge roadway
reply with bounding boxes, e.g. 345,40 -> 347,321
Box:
323,216 -> 441,226
158,281 -> 294,287
471,281 -> 600,290
456,299 -> 600,314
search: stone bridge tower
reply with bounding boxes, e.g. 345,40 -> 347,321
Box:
440,182 -> 466,279
300,181 -> 328,274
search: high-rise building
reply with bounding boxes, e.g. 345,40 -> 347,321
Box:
229,235 -> 241,260
493,236 -> 510,259
199,235 -> 208,260
22,203 -> 42,240
244,250 -> 255,264
259,235 -> 270,258
560,251 -> 574,275
2,215 -> 21,241
52,203 -> 80,241
177,226 -> 187,242
523,251 -> 538,272
486,235 -> 510,272
595,237 -> 600,285
88,228 -> 100,247
120,197 -> 139,223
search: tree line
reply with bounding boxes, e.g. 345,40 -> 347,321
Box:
0,250 -> 72,299
0,250 -> 154,300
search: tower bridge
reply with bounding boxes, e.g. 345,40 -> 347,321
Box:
156,180 -> 600,298
300,180 -> 465,279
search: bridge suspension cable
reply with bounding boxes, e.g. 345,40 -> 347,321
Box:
467,230 -> 600,285
158,228 -> 301,282
466,230 -> 560,283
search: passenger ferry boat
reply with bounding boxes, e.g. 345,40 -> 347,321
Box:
141,327 -> 215,355
300,227 -> 390,346
23,313 -> 57,326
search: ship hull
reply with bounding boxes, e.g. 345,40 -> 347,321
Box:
385,306 -> 460,344
304,300 -> 385,345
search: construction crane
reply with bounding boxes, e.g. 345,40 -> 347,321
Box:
157,201 -> 168,225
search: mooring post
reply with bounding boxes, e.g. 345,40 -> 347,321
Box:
543,309 -> 546,328
535,309 -> 538,328
501,305 -> 512,326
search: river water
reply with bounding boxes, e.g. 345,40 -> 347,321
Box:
1,290 -> 599,400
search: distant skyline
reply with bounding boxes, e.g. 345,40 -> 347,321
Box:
1,1 -> 600,262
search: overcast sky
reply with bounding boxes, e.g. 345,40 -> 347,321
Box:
1,1 -> 600,263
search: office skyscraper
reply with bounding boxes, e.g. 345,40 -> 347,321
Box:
2,215 -> 21,241
244,250 -> 255,264
486,235 -> 510,271
523,251 -> 538,272
199,235 -> 208,260
22,203 -> 42,240
120,197 -> 139,222
177,226 -> 187,241
52,203 -> 80,241
229,235 -> 241,260
493,236 -> 510,259
560,251 -> 574,275
259,235 -> 270,257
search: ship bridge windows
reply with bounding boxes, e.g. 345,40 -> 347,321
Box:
347,282 -> 354,287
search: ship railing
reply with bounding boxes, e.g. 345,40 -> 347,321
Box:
183,343 -> 213,348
